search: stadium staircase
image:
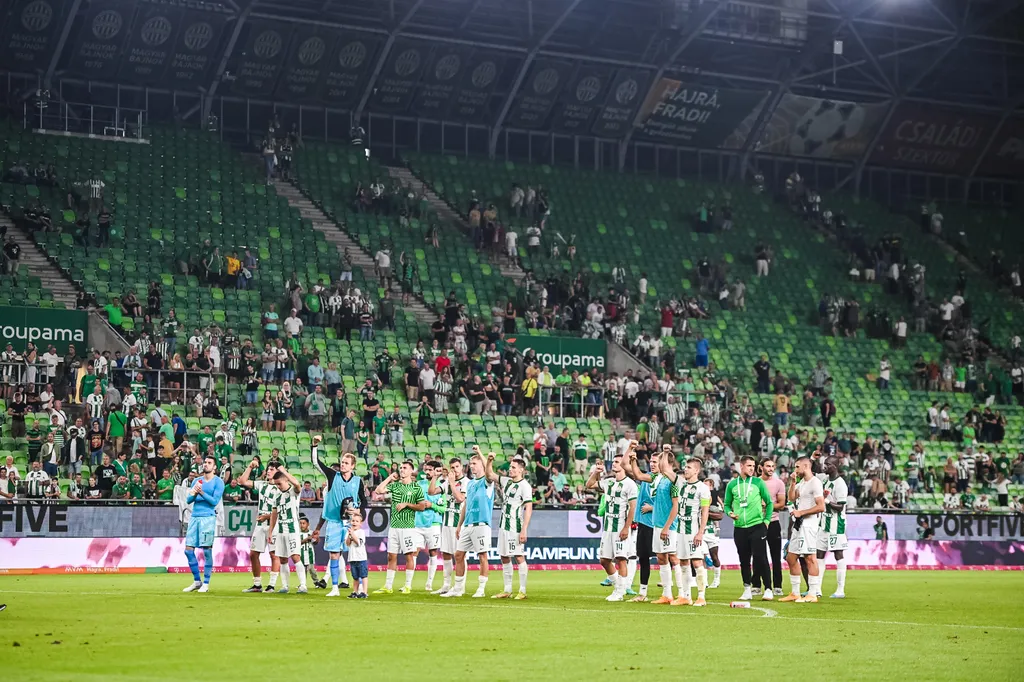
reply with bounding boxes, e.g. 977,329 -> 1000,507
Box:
0,213 -> 78,309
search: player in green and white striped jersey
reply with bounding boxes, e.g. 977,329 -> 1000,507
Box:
429,457 -> 467,595
298,515 -> 325,589
815,459 -> 849,599
268,467 -> 306,593
674,458 -> 710,606
485,455 -> 533,599
237,456 -> 280,592
586,452 -> 638,602
702,478 -> 724,589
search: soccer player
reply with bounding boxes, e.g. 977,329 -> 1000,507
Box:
310,435 -> 368,596
415,460 -> 445,591
816,459 -> 849,599
268,467 -> 305,592
780,456 -> 825,603
374,460 -> 433,594
703,477 -> 723,589
182,455 -> 225,593
586,454 -> 638,602
237,456 -> 279,593
486,455 -> 533,599
299,514 -> 325,589
673,458 -> 710,606
625,446 -> 678,604
445,448 -> 495,598
430,457 -> 467,595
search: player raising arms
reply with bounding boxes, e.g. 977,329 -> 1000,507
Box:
445,447 -> 495,598
780,456 -> 825,603
182,455 -> 225,593
237,456 -> 279,593
310,435 -> 368,597
486,454 -> 533,600
625,446 -> 678,604
374,460 -> 433,594
673,458 -> 711,606
586,453 -> 638,602
703,477 -> 724,589
415,460 -> 445,592
816,458 -> 849,599
267,467 -> 306,593
430,457 -> 467,595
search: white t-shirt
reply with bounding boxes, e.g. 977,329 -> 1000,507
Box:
375,250 -> 391,269
880,360 -> 891,380
927,406 -> 939,428
283,316 -> 303,336
505,231 -> 518,251
526,226 -> 541,246
639,277 -> 648,294
795,475 -> 824,518
347,528 -> 367,561
895,321 -> 907,337
939,302 -> 954,321
418,367 -> 435,391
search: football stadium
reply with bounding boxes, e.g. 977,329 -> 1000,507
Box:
1,0 -> 1023,678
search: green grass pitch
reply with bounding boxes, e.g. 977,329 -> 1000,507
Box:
2,571 -> 1022,680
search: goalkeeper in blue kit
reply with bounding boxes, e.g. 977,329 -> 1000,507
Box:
182,455 -> 225,593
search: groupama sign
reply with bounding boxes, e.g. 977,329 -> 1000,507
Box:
508,335 -> 606,373
0,305 -> 88,352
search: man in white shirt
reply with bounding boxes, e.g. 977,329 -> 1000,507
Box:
504,229 -> 518,260
638,275 -> 648,303
374,247 -> 391,287
893,317 -> 907,347
149,402 -> 168,430
25,461 -> 51,498
283,309 -> 304,337
939,298 -> 954,322
41,346 -> 60,383
188,331 -> 205,356
526,225 -> 541,253
418,364 -> 436,396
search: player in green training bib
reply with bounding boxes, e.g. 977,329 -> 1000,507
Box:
373,460 -> 433,594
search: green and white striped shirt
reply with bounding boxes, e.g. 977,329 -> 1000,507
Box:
300,530 -> 316,565
254,480 -> 278,526
275,487 -> 300,534
678,480 -> 711,535
499,476 -> 533,533
439,476 -> 467,527
600,477 -> 638,533
820,477 -> 848,534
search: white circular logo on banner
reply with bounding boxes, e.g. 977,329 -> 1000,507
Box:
471,61 -> 496,89
576,75 -> 601,102
91,9 -> 123,41
532,67 -> 560,95
435,53 -> 461,81
394,48 -> 421,77
253,30 -> 282,59
183,22 -> 213,52
140,16 -> 173,47
615,78 -> 638,105
21,0 -> 53,32
338,41 -> 366,69
297,36 -> 326,66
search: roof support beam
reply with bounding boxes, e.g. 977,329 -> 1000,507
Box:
488,0 -> 583,157
196,7 -> 250,124
353,0 -> 426,124
43,0 -> 82,89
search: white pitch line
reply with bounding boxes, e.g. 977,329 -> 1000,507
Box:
3,588 -> 1022,631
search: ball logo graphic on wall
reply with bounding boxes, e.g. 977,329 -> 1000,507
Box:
182,22 -> 213,52
791,100 -> 865,157
91,10 -> 123,41
297,37 -> 326,66
394,48 -> 421,77
21,0 -> 53,32
615,78 -> 638,105
532,67 -> 560,95
471,61 -> 496,89
435,53 -> 461,81
338,41 -> 366,69
253,30 -> 282,59
140,16 -> 173,47
575,75 -> 602,103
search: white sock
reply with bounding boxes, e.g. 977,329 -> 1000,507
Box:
809,573 -> 821,596
673,564 -> 684,591
279,563 -> 289,589
404,568 -> 415,589
639,583 -> 648,597
517,562 -> 528,593
253,576 -> 262,586
337,555 -> 346,583
268,571 -> 278,587
442,559 -> 453,588
790,573 -> 801,595
681,566 -> 692,599
502,563 -> 514,593
477,575 -> 488,592
695,564 -> 707,599
836,559 -> 848,593
659,565 -> 673,599
626,558 -> 637,588
384,569 -> 396,589
817,563 -> 827,596
426,557 -> 438,587
454,574 -> 466,592
295,561 -> 307,589
713,566 -> 721,584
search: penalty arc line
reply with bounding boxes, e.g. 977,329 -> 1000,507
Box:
3,589 -> 1023,631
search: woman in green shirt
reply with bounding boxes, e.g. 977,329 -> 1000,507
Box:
372,408 -> 387,447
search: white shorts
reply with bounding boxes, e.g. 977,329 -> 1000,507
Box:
250,525 -> 270,554
816,532 -> 849,553
676,532 -> 706,561
416,526 -> 441,551
388,528 -> 420,555
599,529 -> 635,560
497,529 -> 526,557
274,532 -> 300,558
456,525 -> 491,555
440,526 -> 458,555
704,533 -> 719,550
788,520 -> 820,556
653,528 -> 677,555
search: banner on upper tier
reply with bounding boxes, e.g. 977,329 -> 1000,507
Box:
230,20 -> 291,97
0,0 -> 68,72
0,305 -> 88,352
505,59 -> 574,130
869,103 -> 998,174
632,79 -> 767,146
442,50 -> 507,123
505,335 -> 607,374
977,116 -> 1024,178
3,537 -> 1024,570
